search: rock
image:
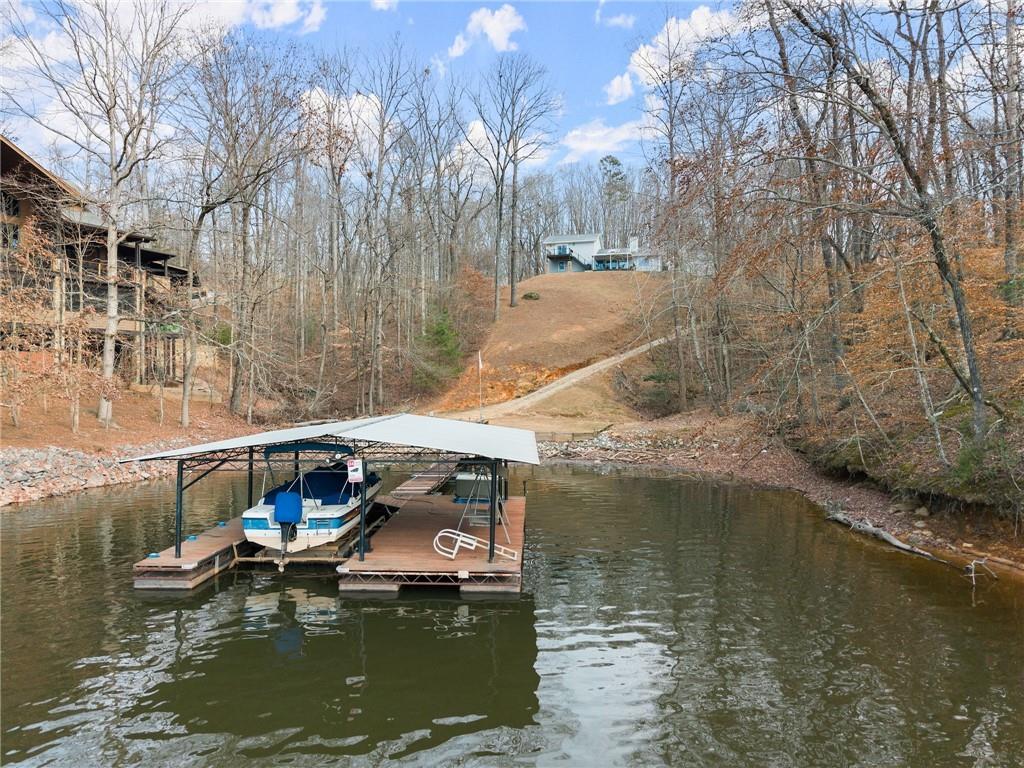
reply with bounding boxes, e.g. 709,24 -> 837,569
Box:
914,506 -> 930,517
914,520 -> 928,528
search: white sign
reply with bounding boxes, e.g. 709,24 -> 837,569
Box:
346,458 -> 364,483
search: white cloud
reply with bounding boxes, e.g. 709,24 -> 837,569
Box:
250,0 -> 301,29
560,117 -> 645,163
448,32 -> 470,58
629,7 -> 735,85
605,13 -> 634,29
604,72 -> 633,105
300,0 -> 326,33
371,0 -> 398,10
429,54 -> 448,78
448,4 -> 526,58
594,1 -> 633,29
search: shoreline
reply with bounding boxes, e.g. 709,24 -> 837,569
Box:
4,430 -> 1021,579
539,434 -> 1024,579
0,442 -> 184,507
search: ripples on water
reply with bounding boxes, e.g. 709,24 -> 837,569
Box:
1,465 -> 1022,766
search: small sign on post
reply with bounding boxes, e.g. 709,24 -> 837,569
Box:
347,458 -> 364,483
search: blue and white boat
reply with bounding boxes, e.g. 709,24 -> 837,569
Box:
241,446 -> 381,554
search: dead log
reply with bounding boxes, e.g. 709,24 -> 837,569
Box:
825,509 -> 952,566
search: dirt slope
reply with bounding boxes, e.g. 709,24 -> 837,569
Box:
434,271 -> 666,412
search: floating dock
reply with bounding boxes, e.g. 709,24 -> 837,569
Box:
126,413 -> 538,595
132,494 -> 524,594
338,494 -> 525,595
133,518 -> 251,590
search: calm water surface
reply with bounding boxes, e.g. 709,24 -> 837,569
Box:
2,465 -> 1022,766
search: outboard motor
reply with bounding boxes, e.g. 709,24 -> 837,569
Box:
274,491 -> 303,571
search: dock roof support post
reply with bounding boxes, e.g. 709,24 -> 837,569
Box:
247,447 -> 254,508
358,458 -> 368,561
488,459 -> 497,562
174,460 -> 184,559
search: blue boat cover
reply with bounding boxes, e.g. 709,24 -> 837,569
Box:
274,492 -> 303,524
262,466 -> 380,506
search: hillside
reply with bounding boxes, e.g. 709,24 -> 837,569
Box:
434,271 -> 668,414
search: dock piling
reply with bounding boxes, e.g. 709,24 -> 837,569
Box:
174,460 -> 183,559
247,447 -> 254,507
358,458 -> 367,561
488,460 -> 497,562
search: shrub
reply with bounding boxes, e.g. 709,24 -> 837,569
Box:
413,306 -> 463,391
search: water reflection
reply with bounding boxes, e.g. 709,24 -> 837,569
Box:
129,582 -> 539,763
2,466 -> 1023,766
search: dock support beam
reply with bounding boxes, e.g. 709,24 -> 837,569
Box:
174,460 -> 184,558
358,459 -> 369,561
488,459 -> 497,562
247,447 -> 254,507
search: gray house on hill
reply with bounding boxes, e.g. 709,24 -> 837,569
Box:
543,233 -> 663,273
542,233 -> 602,272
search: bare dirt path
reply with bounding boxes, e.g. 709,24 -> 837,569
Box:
446,336 -> 669,422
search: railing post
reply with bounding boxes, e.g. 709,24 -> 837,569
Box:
174,460 -> 184,558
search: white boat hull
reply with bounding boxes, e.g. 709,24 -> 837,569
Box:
242,485 -> 379,553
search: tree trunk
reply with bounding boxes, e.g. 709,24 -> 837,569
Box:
509,158 -> 520,308
97,217 -> 119,425
1005,0 -> 1021,277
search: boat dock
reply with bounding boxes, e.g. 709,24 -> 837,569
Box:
338,494 -> 526,594
127,414 -> 538,595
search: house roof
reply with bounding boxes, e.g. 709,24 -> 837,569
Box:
1,135 -> 83,200
123,413 -> 541,465
542,233 -> 601,245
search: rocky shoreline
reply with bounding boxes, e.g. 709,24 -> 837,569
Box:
0,441 -> 186,507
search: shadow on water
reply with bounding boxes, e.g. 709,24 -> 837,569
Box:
2,464 -> 1023,766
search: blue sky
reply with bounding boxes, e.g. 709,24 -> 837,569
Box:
301,0 -> 700,166
5,0 -> 729,168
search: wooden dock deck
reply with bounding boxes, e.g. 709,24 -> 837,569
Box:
133,517 -> 250,590
338,494 -> 526,595
390,461 -> 460,497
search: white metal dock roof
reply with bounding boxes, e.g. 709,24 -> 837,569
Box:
125,413 -> 540,464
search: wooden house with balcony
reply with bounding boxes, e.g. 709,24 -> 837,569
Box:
1,134 -> 197,385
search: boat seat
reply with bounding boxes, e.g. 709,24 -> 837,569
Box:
432,528 -> 517,561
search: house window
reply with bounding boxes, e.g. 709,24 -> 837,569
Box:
0,222 -> 19,251
556,244 -> 568,256
1,190 -> 19,218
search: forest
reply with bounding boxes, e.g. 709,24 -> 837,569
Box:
2,0 -> 1023,514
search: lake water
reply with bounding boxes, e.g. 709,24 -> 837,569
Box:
2,464 -> 1022,766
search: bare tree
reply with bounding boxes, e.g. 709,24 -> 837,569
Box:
8,0 -> 187,425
